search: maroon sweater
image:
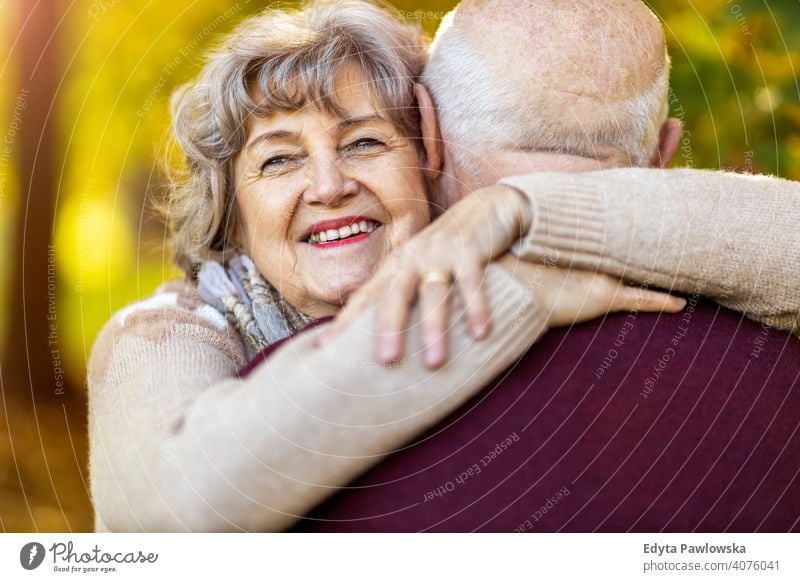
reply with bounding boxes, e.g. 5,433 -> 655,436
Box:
243,299 -> 800,532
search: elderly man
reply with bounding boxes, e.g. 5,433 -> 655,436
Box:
288,0 -> 800,531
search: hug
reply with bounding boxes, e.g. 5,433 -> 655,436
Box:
88,0 -> 800,531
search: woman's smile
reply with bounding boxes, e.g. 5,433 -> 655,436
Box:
301,216 -> 382,248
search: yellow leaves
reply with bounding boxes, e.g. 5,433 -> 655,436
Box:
54,193 -> 134,293
662,10 -> 725,61
787,134 -> 800,164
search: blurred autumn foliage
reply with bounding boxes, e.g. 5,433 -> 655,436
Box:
0,0 -> 798,532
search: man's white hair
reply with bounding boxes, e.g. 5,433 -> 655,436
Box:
422,10 -> 671,169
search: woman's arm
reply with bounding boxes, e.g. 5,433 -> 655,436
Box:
88,265 -> 548,532
502,168 -> 800,333
89,257 -> 675,532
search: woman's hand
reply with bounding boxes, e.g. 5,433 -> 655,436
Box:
317,184 -> 686,368
318,184 -> 532,355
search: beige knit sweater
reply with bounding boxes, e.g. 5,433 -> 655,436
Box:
501,169 -> 800,332
88,168 -> 800,532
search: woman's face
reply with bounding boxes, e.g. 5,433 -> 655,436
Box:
234,66 -> 431,318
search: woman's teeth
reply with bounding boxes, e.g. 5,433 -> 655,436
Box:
308,220 -> 378,244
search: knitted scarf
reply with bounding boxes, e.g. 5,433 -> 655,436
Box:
197,254 -> 313,360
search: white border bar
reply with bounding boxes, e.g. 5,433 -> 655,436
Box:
1,534 -> 797,581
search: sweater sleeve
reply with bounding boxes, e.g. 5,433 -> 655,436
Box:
500,168 -> 800,333
88,264 -> 547,532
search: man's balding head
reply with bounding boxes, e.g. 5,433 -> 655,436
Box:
421,0 -> 681,205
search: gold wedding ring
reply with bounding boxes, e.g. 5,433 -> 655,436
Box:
420,270 -> 451,285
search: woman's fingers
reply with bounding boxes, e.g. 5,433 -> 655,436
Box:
418,275 -> 452,369
456,261 -> 491,339
375,271 -> 418,363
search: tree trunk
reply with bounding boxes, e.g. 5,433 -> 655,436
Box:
2,0 -> 69,399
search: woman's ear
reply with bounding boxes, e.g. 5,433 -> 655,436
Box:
650,117 -> 682,168
415,83 -> 443,177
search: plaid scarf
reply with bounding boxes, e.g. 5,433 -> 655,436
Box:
197,254 -> 312,360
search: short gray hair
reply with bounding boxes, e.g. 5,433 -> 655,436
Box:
164,0 -> 428,274
422,11 -> 670,169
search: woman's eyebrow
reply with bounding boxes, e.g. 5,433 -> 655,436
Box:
246,129 -> 299,152
336,114 -> 386,131
245,115 -> 386,152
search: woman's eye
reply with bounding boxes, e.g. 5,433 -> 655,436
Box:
345,138 -> 384,152
260,156 -> 291,173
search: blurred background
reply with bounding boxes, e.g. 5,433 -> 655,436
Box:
0,0 -> 798,532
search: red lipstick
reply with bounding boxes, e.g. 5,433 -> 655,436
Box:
301,216 -> 374,239
300,216 -> 382,249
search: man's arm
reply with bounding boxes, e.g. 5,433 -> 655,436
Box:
502,168 -> 800,332
322,168 -> 798,368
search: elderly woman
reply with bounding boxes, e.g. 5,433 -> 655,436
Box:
88,0 -> 686,532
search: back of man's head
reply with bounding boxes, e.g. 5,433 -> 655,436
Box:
423,0 -> 671,196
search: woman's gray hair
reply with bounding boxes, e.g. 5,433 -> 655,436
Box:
164,0 -> 428,275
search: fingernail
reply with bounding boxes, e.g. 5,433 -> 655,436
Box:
377,339 -> 397,363
472,319 -> 490,339
425,352 -> 442,369
425,343 -> 444,369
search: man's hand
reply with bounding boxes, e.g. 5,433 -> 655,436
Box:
320,249 -> 685,368
495,254 -> 686,328
318,184 -> 532,365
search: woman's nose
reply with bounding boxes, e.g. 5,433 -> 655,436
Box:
304,157 -> 358,206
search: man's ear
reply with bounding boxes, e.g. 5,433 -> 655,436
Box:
650,117 -> 682,168
415,83 -> 443,177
